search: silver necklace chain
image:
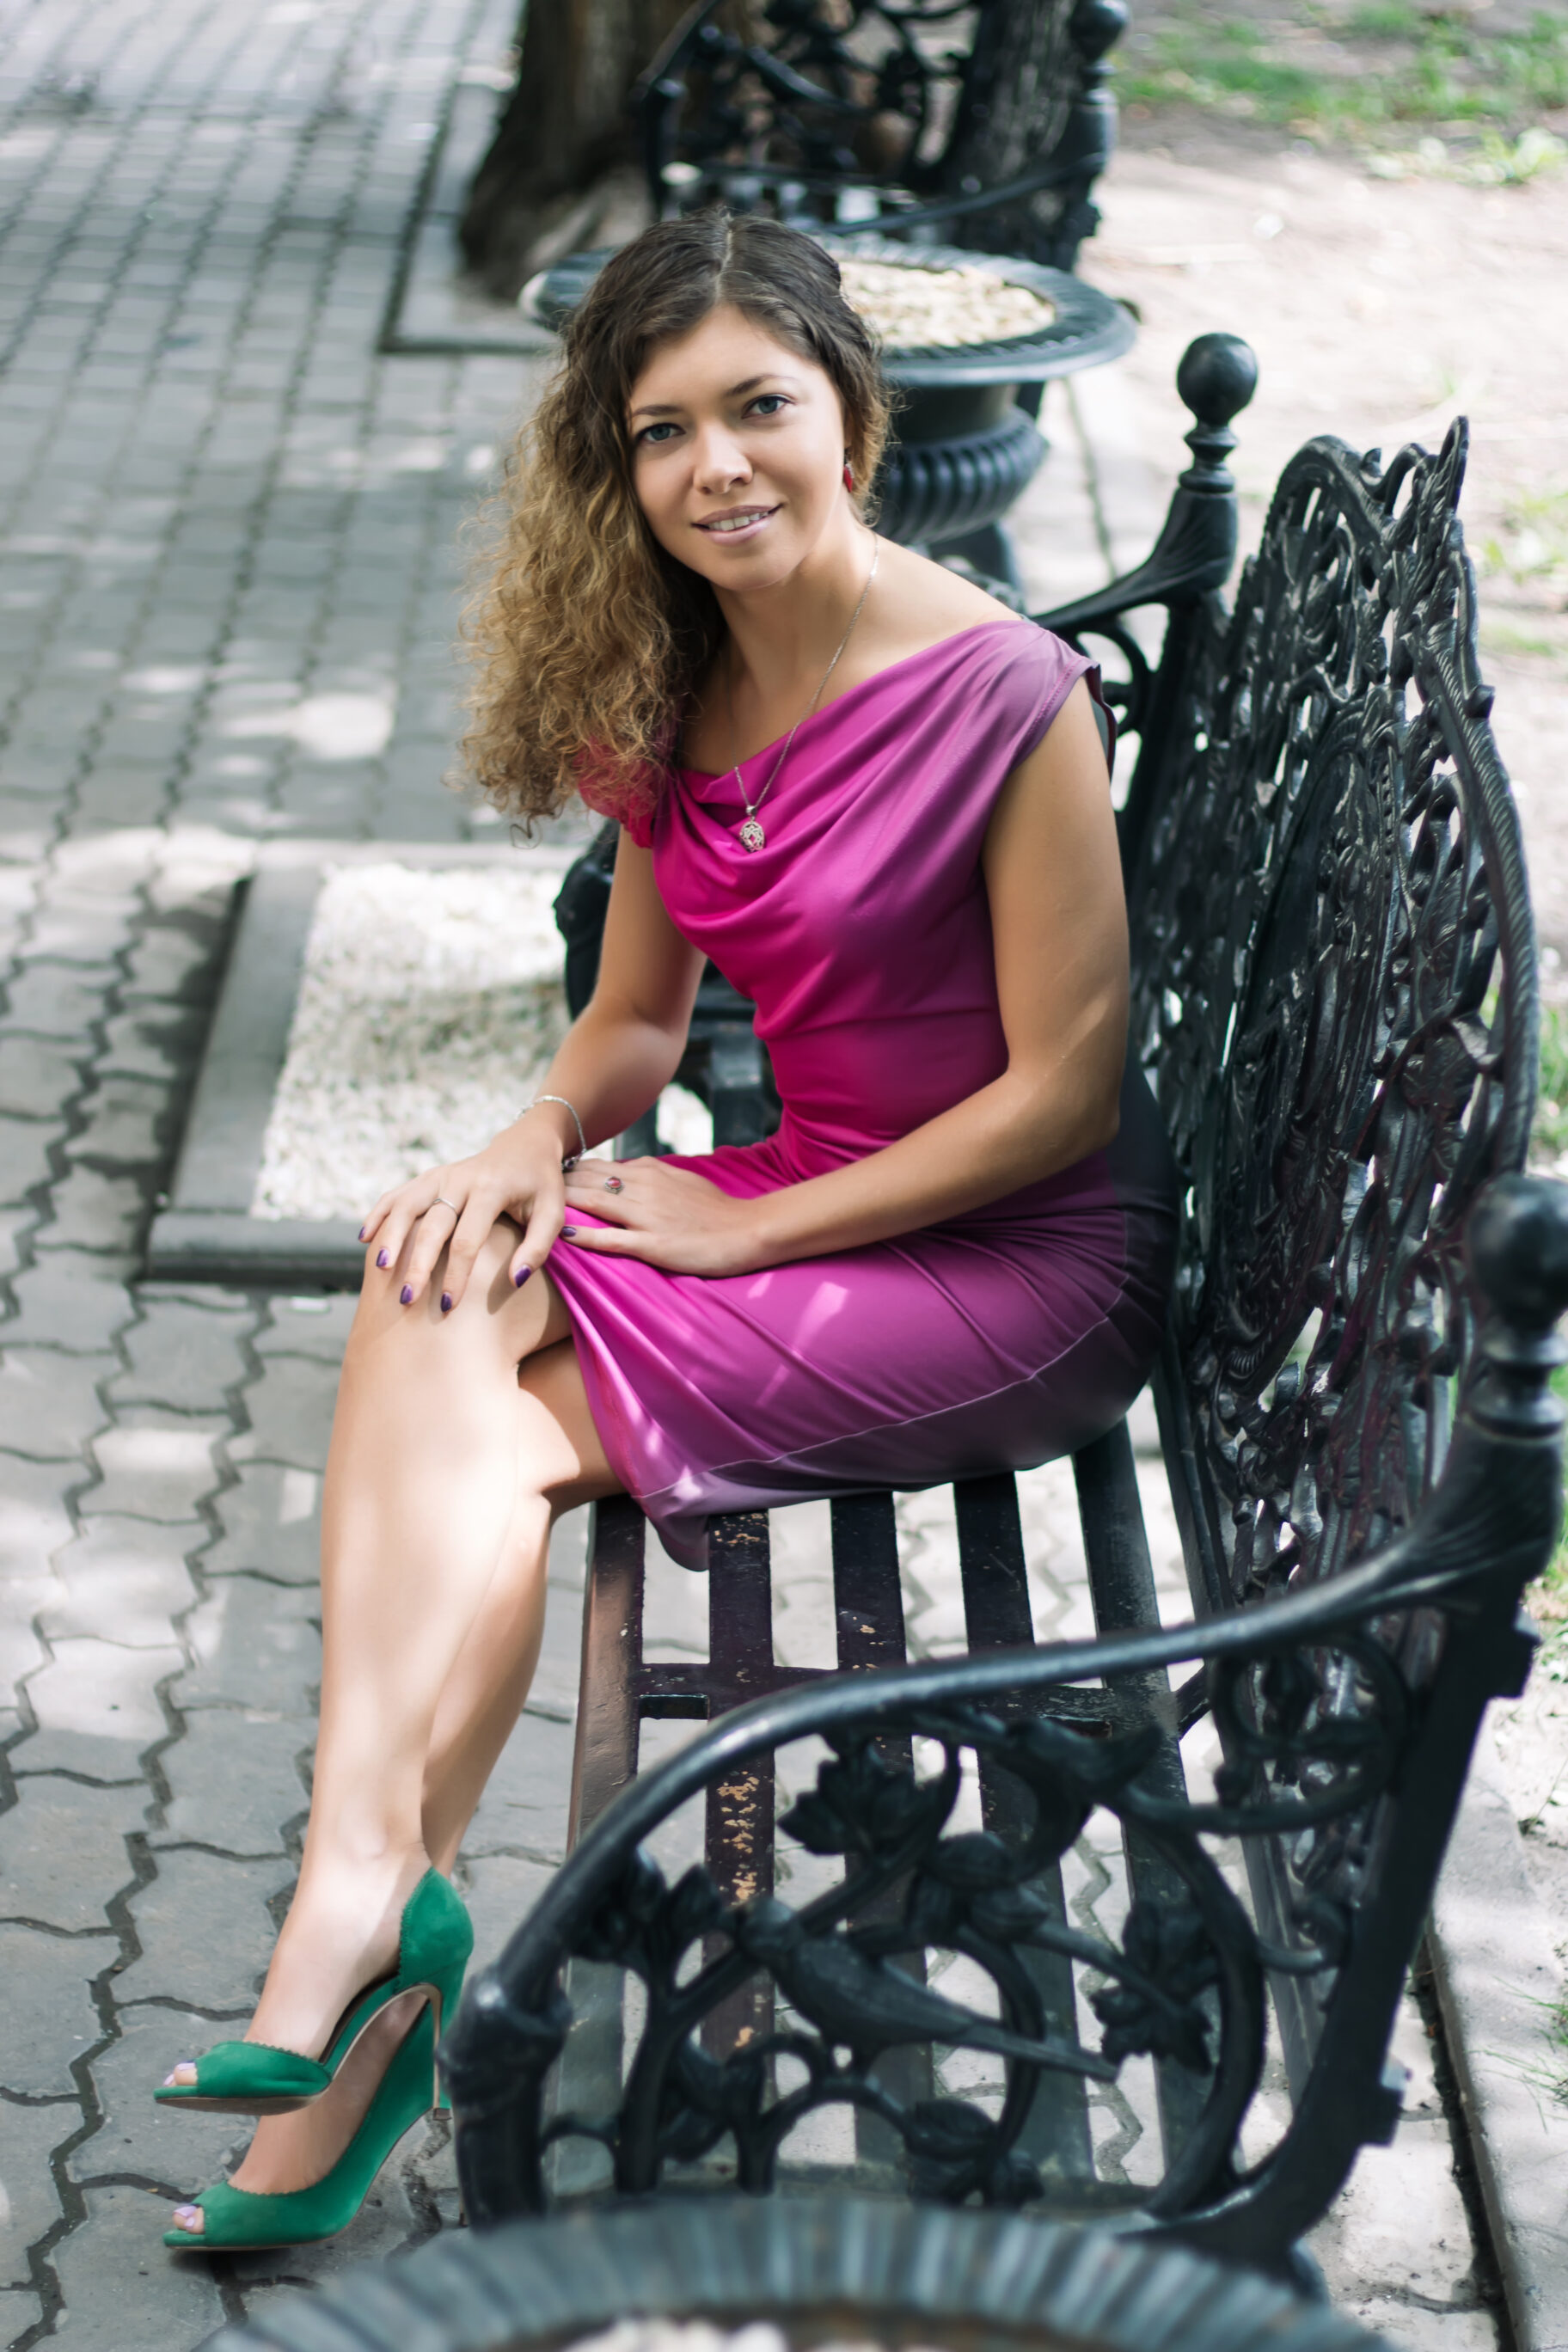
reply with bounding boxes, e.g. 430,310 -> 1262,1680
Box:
723,534 -> 880,854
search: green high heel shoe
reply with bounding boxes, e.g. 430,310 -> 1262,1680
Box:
164,2000 -> 442,2252
155,1867 -> 471,2118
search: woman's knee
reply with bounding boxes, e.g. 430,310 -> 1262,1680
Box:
359,1210 -> 518,1285
347,1222 -> 565,1396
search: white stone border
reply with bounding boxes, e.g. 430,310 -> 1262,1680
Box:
146,840 -> 580,1287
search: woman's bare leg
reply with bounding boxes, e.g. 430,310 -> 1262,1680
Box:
420,1339 -> 598,1871
250,1229 -> 609,2053
167,1236 -> 619,2227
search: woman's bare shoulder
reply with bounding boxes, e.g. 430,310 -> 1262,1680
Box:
876,539 -> 1024,642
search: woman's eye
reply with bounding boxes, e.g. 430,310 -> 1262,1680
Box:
638,421 -> 680,445
749,395 -> 787,418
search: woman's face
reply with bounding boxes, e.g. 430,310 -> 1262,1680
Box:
627,303 -> 852,591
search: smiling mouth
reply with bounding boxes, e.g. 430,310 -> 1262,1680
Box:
695,506 -> 779,535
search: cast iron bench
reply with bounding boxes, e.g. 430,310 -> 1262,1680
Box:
635,0 -> 1127,275
438,334 -> 1568,2271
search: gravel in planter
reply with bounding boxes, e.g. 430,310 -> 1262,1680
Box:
837,257 -> 1057,350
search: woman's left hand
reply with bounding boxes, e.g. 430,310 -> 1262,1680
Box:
560,1156 -> 768,1277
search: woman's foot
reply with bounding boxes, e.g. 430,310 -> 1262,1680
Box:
165,1991 -> 429,2239
161,1846 -> 431,2094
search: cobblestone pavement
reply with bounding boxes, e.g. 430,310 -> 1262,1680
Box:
0,3 -> 1526,2346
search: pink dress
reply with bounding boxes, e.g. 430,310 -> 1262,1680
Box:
554,621 -> 1179,1570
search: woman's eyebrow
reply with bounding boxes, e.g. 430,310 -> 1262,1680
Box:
629,375 -> 800,420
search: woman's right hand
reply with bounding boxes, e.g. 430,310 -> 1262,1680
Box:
357,1118 -> 570,1313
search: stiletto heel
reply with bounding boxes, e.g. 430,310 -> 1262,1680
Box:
155,1868 -> 471,2118
164,2001 -> 442,2252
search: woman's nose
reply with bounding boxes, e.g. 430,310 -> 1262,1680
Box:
692,426 -> 750,493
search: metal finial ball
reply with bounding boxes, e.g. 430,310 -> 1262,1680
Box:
1467,1172 -> 1568,1332
1177,333 -> 1259,433
1069,0 -> 1130,64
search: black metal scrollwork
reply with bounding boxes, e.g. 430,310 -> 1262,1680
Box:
637,0 -> 1125,268
516,1693 -> 1358,2216
641,0 -> 982,212
1127,423 -> 1536,1615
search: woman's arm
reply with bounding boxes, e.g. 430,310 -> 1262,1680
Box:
563,677 -> 1127,1273
362,836 -> 703,1302
526,836 -> 706,1156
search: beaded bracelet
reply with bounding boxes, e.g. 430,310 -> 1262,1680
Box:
519,1093 -> 587,1169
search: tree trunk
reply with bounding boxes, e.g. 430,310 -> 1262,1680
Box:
459,0 -> 690,300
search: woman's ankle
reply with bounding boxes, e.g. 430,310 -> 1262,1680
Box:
245,1849 -> 432,2056
294,1824 -> 431,1886
301,1837 -> 430,1903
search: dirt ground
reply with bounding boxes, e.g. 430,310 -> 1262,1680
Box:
1075,112 -> 1568,979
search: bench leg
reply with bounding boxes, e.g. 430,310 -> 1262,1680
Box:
548,1497 -> 646,2193
1073,1419 -> 1207,2167
702,1512 -> 776,2059
830,1493 -> 934,2168
956,1475 -> 1095,2178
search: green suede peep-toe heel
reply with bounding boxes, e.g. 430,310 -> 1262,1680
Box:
155,1867 -> 471,2118
164,2000 -> 441,2253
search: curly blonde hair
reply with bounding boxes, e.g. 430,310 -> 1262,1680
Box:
460,211 -> 893,832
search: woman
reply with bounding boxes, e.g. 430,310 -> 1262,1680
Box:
157,211 -> 1178,2250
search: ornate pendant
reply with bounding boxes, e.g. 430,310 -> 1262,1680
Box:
738,816 -> 766,853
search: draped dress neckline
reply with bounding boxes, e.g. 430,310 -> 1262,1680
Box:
677,618 -> 1037,787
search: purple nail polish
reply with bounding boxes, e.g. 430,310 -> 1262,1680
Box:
440,1291 -> 453,1314
560,1225 -> 579,1238
401,1284 -> 413,1305
358,1225 -> 367,1242
513,1265 -> 532,1289
174,2204 -> 199,2224
377,1249 -> 389,1269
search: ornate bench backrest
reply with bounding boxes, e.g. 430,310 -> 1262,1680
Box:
1123,426 -> 1538,1618
636,0 -> 1127,269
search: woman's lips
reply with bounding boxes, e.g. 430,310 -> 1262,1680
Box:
694,506 -> 779,545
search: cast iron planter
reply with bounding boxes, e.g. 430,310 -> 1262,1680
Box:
203,2194 -> 1385,2352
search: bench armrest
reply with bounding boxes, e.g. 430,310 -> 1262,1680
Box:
443,1174 -> 1568,2260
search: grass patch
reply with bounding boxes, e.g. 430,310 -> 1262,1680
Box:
1547,1997 -> 1568,2101
1479,482 -> 1568,591
1116,6 -> 1568,158
1480,620 -> 1561,662
1345,3 -> 1420,32
1122,22 -> 1324,121
1535,1005 -> 1568,1162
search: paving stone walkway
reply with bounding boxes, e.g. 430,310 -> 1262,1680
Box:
0,5 -> 554,2338
0,3 -> 1538,2346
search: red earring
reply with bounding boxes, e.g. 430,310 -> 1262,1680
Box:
843,462 -> 854,492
